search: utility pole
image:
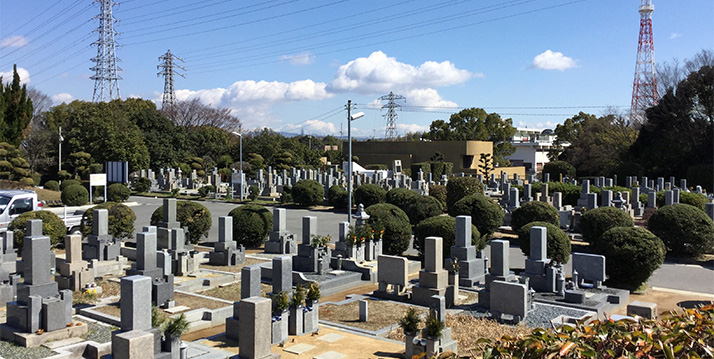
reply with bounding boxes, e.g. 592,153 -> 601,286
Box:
379,91 -> 405,140
157,49 -> 185,110
90,0 -> 121,102
630,0 -> 658,125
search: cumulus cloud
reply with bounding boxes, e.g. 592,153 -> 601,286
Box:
279,120 -> 338,135
396,123 -> 429,133
404,88 -> 458,110
669,32 -> 681,40
0,67 -> 30,84
328,51 -> 473,93
279,52 -> 315,66
531,50 -> 577,71
51,93 -> 74,104
0,35 -> 28,48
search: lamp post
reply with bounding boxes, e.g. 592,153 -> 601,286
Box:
346,100 -> 364,224
58,127 -> 63,175
231,131 -> 244,201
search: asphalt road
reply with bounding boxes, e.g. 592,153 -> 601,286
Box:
128,196 -> 714,295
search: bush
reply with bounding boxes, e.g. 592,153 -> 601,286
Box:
413,215 -> 482,258
291,179 -> 324,207
650,191 -> 709,211
19,177 -> 34,186
227,204 -> 273,248
428,184 -> 447,209
593,226 -> 665,290
197,185 -> 215,198
328,185 -> 350,209
364,164 -> 388,170
81,202 -> 136,239
385,188 -> 418,209
365,203 -> 412,255
150,201 -> 212,243
446,177 -> 483,211
430,161 -> 453,179
542,160 -> 576,180
132,177 -> 151,193
449,193 -> 504,236
580,207 -> 634,244
61,184 -> 89,206
9,210 -> 66,248
60,179 -> 81,191
107,183 -> 130,202
648,204 -> 714,257
410,162 -> 431,180
280,185 -> 292,204
248,185 -> 260,200
354,184 -> 386,208
403,195 -> 443,226
510,201 -> 559,232
516,222 -> 571,264
43,180 -> 60,191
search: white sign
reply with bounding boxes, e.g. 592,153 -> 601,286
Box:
90,173 -> 107,187
231,172 -> 244,184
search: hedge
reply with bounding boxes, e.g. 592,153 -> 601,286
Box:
9,210 -> 66,249
579,206 -> 634,244
413,215 -> 482,259
403,195 -> 443,226
642,191 -> 709,211
364,164 -> 388,171
428,184 -> 447,209
541,160 -> 576,180
228,204 -> 273,247
410,162 -> 431,180
150,201 -> 212,243
132,177 -> 152,193
648,204 -> 714,257
510,201 -> 559,232
593,226 -> 665,290
60,179 -> 81,191
61,184 -> 89,206
385,188 -> 418,209
107,183 -> 130,202
291,179 -> 324,207
365,203 -> 412,255
328,185 -> 350,209
516,221 -> 571,264
43,180 -> 60,191
81,202 -> 136,239
448,193 -> 504,236
353,184 -> 386,208
446,176 -> 484,212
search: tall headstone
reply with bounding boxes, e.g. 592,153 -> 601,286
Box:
448,216 -> 486,286
85,209 -> 121,261
238,297 -> 275,359
523,226 -> 558,292
120,275 -> 152,332
413,237 -> 453,307
208,216 -> 245,266
265,208 -> 296,255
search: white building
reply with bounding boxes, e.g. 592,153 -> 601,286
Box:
506,128 -> 564,174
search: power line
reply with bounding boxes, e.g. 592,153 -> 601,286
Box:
2,1 -> 62,37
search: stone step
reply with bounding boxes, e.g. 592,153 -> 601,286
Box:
42,336 -> 85,349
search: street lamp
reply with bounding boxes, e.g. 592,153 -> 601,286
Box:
58,127 -> 63,175
346,99 -> 364,224
231,131 -> 244,201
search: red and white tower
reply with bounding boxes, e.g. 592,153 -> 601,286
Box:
630,0 -> 658,124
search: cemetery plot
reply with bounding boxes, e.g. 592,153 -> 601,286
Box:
199,282 -> 272,302
199,256 -> 269,273
320,298 -> 427,332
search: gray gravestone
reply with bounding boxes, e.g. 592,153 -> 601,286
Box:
273,256 -> 292,293
302,216 -> 317,245
490,240 -> 509,277
120,275 -> 152,332
241,265 -> 262,299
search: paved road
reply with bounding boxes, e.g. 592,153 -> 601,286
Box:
128,196 -> 714,295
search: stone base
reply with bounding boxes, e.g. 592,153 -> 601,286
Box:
412,286 -> 447,307
419,270 -> 447,289
627,301 -> 657,319
225,317 -> 240,342
303,302 -> 319,334
112,329 -> 155,359
0,321 -> 88,348
271,316 -> 288,345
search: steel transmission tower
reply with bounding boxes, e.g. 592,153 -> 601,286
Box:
157,49 -> 185,109
630,0 -> 658,124
379,91 -> 405,139
90,0 -> 121,102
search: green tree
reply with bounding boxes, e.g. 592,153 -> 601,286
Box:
549,112 -> 593,161
0,65 -> 33,147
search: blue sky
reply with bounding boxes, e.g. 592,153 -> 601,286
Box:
1,0 -> 712,137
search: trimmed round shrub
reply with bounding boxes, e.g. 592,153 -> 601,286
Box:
150,201 -> 212,243
365,203 -> 411,255
413,216 -> 482,259
291,179 -> 324,207
328,185 -> 351,210
107,183 -> 130,202
580,207 -> 634,244
510,201 -> 559,232
404,195 -> 443,226
593,226 -> 665,291
61,184 -> 89,206
428,184 -> 447,209
20,177 -> 34,186
516,222 -> 571,264
81,202 -> 136,239
652,191 -> 709,211
228,204 -> 273,247
449,193 -> 504,236
542,160 -> 576,180
354,184 -> 386,208
385,188 -> 418,209
197,185 -> 215,198
648,204 -> 714,257
43,180 -> 60,191
446,177 -> 484,211
60,179 -> 81,191
132,177 -> 151,193
9,210 -> 66,249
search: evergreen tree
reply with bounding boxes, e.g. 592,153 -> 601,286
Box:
0,65 -> 33,146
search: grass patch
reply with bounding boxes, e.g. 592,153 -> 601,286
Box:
321,300 -> 428,332
199,257 -> 269,273
199,282 -> 272,303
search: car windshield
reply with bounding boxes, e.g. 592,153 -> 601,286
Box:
0,196 -> 10,212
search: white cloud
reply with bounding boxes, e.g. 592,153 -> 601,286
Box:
279,52 -> 315,66
531,50 -> 577,71
396,123 -> 429,133
669,32 -> 681,40
279,120 -> 338,135
51,93 -> 74,104
404,88 -> 458,110
328,51 -> 473,93
0,67 -> 30,84
0,35 -> 28,48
